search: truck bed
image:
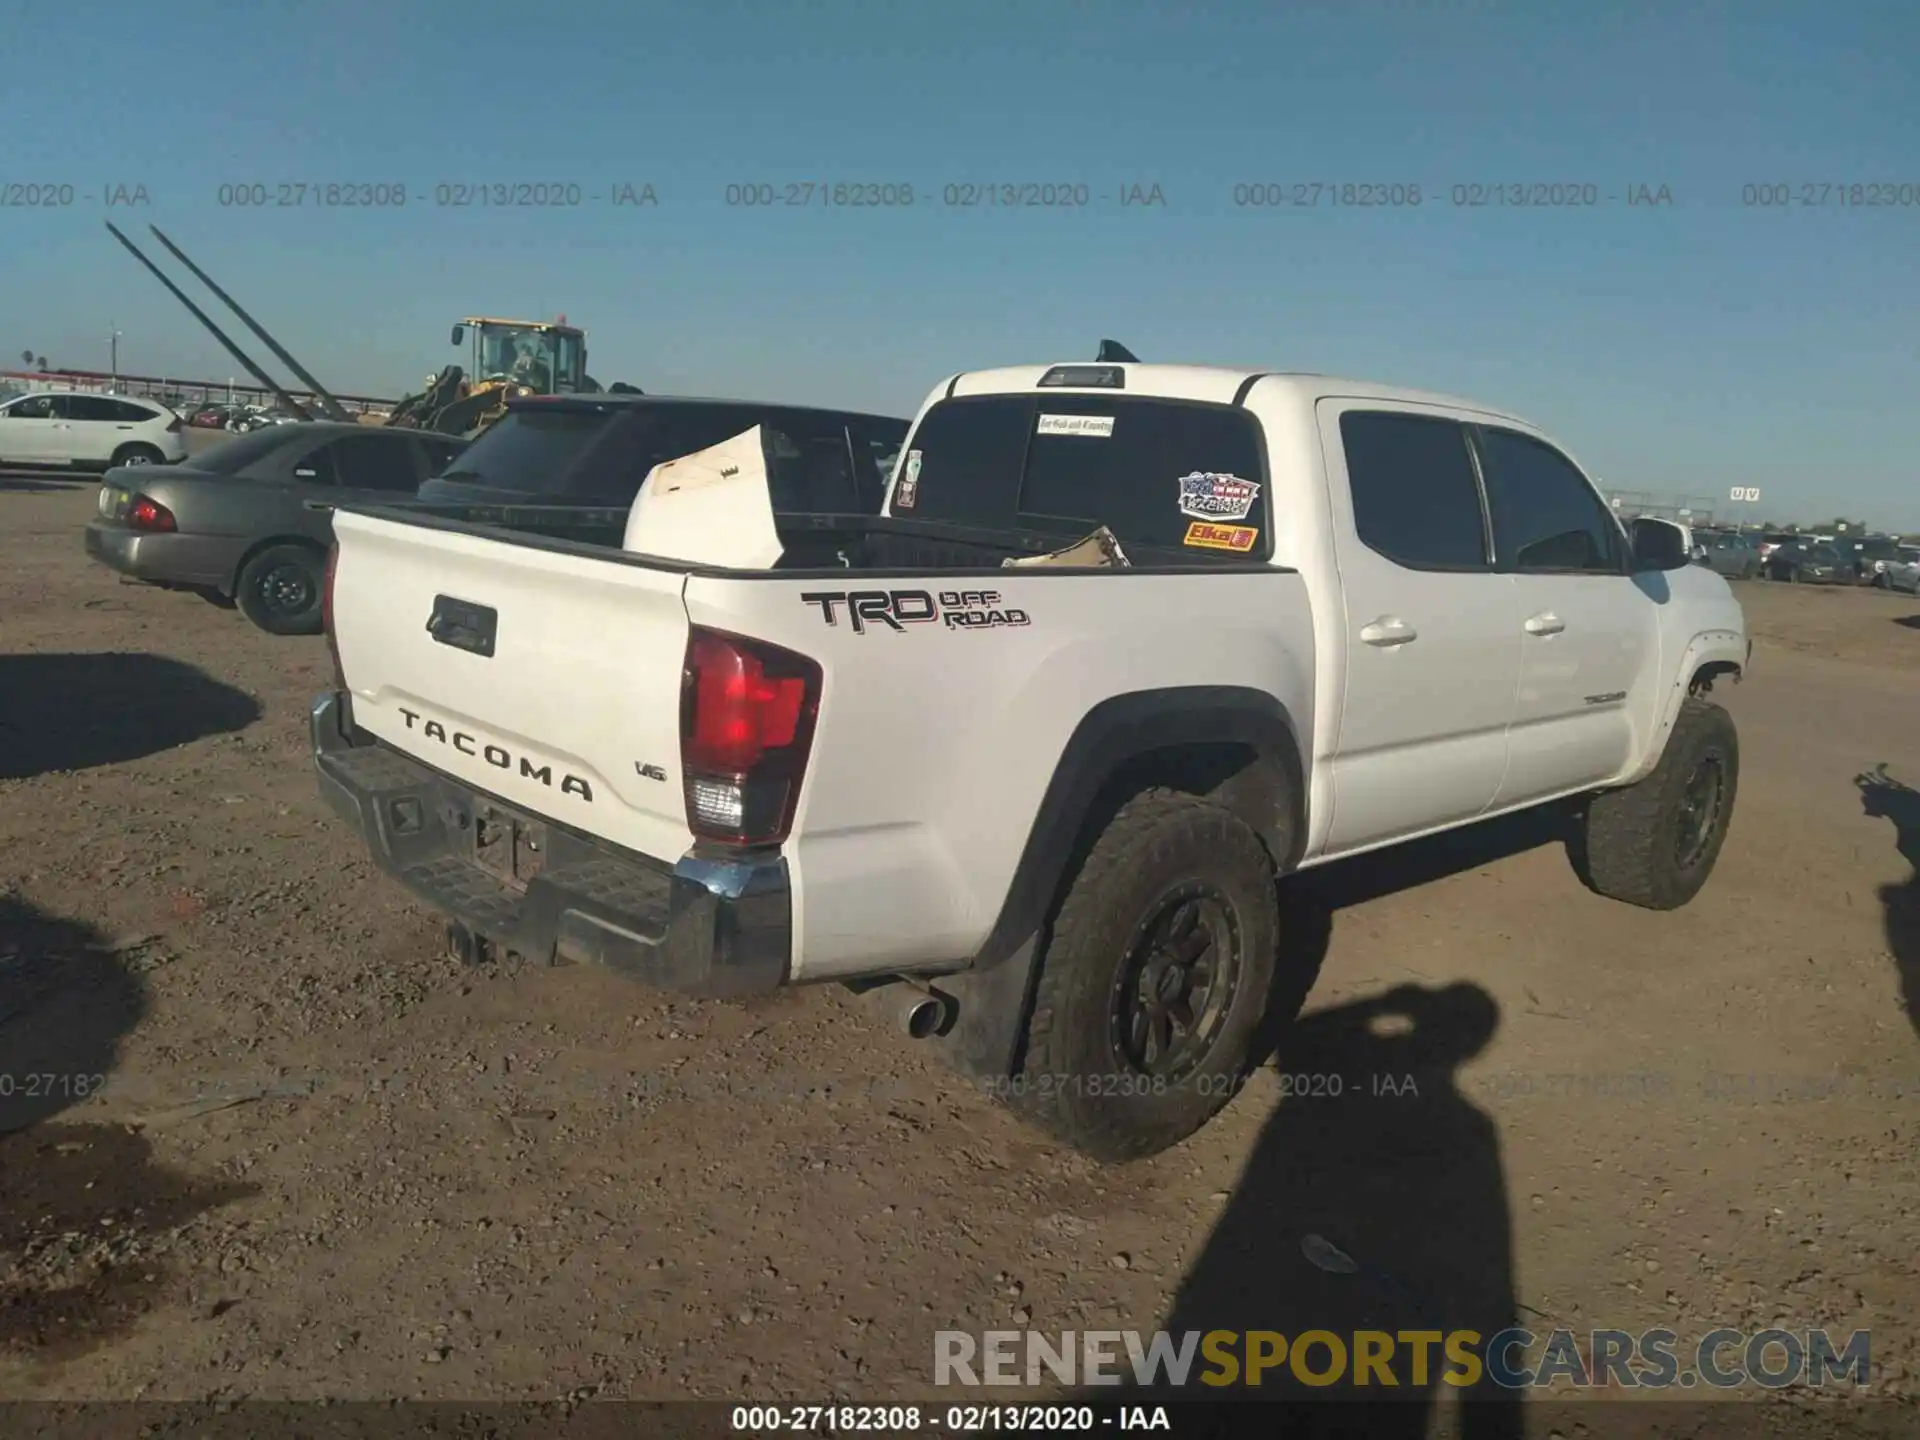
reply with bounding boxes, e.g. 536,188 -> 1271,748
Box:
384,501 -> 1272,576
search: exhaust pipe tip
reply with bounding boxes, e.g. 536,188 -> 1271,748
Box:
851,976 -> 958,1040
903,995 -> 945,1040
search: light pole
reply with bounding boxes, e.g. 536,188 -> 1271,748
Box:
109,321 -> 122,391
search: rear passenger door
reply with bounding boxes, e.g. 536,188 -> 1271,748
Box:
61,394 -> 130,464
1474,424 -> 1650,804
1317,403 -> 1520,853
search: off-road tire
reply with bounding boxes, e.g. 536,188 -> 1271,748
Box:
1573,699 -> 1738,910
1007,788 -> 1279,1163
235,543 -> 325,636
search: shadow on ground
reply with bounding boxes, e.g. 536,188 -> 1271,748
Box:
1855,765 -> 1919,1040
0,652 -> 260,780
0,475 -> 93,493
1086,810 -> 1579,1435
0,894 -> 257,1371
1895,615 -> 1920,631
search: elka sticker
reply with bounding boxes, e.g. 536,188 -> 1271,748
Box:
1176,471 -> 1260,521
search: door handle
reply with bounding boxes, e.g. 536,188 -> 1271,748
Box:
1524,612 -> 1565,636
1359,616 -> 1418,647
303,500 -> 334,512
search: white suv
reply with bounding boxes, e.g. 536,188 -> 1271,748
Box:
0,390 -> 188,470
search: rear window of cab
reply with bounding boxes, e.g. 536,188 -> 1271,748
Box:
891,394 -> 1270,561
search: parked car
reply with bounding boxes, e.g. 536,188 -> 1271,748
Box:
1763,542 -> 1849,584
1853,535 -> 1902,584
0,389 -> 187,469
83,421 -> 466,635
416,394 -> 910,515
1695,529 -> 1760,579
315,360 -> 1748,1161
189,405 -> 236,429
1878,545 -> 1920,594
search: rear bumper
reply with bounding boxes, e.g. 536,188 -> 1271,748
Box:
83,522 -> 242,588
311,690 -> 790,997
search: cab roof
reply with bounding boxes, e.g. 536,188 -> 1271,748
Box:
946,363 -> 1537,428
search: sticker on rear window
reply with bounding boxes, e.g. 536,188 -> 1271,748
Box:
1176,471 -> 1260,521
1036,414 -> 1114,438
893,449 -> 922,510
1184,521 -> 1258,552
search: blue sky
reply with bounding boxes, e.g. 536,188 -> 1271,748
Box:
2,0 -> 1915,525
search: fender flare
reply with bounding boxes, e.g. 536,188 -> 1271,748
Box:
976,685 -> 1306,966
922,685 -> 1308,1080
1621,628 -> 1747,785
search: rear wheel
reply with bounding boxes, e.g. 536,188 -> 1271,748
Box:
111,442 -> 164,468
235,543 -> 325,636
1006,788 -> 1279,1162
1573,699 -> 1738,910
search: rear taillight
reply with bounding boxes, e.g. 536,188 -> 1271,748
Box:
322,544 -> 344,685
680,627 -> 821,847
125,496 -> 175,532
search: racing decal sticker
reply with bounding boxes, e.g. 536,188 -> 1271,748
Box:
893,449 -> 923,510
1036,414 -> 1115,438
1176,471 -> 1260,522
1183,521 -> 1259,552
799,589 -> 1030,635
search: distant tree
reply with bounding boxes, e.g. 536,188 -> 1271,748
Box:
34,355 -> 47,370
18,349 -> 30,367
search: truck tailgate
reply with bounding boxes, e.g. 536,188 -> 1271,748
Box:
328,510 -> 694,863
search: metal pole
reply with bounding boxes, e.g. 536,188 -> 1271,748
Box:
109,322 -> 118,390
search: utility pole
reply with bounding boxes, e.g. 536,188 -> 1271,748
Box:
110,321 -> 122,391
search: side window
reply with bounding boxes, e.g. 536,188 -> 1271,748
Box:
651,407 -> 758,465
419,438 -> 463,475
1338,411 -> 1489,570
111,400 -> 159,423
848,418 -> 908,510
336,435 -> 427,493
564,407 -> 756,504
1476,427 -> 1623,573
9,395 -> 55,419
67,395 -> 122,423
290,440 -> 342,486
762,414 -> 861,514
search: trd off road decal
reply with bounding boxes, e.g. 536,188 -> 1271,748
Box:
799,589 -> 1030,635
892,450 -> 923,510
1176,471 -> 1260,522
1036,414 -> 1115,437
1183,521 -> 1259,552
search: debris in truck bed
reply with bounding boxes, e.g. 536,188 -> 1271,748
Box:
621,425 -> 784,569
1002,525 -> 1130,569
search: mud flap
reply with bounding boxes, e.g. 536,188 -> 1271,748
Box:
923,933 -> 1044,1080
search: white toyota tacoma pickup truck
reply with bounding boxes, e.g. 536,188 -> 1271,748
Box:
314,361 -> 1749,1161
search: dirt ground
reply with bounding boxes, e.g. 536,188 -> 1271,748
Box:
1,472 -> 1916,1434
